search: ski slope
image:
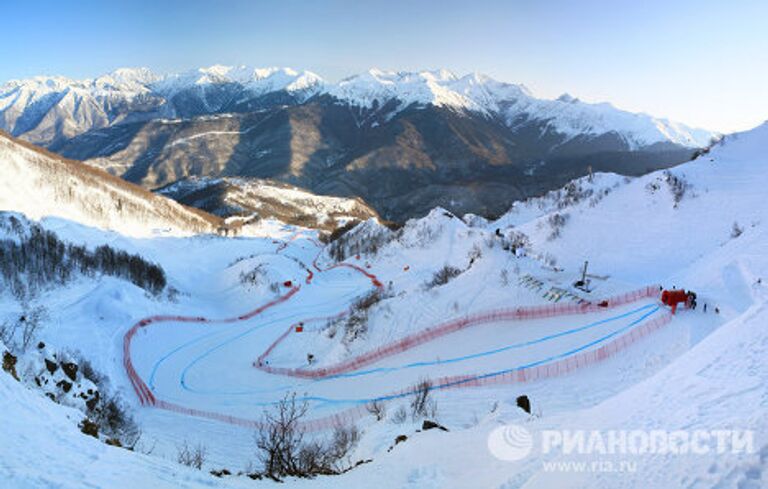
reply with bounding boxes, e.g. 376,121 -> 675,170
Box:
4,124 -> 768,487
126,235 -> 670,431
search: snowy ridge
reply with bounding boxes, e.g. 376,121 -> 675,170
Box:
0,65 -> 322,144
323,68 -> 713,148
1,65 -> 715,148
0,132 -> 220,237
500,93 -> 715,149
150,65 -> 323,99
1,122 -> 767,487
325,69 -> 486,113
156,176 -> 379,228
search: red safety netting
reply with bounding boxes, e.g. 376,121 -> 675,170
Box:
124,236 -> 383,407
255,285 -> 661,379
151,309 -> 672,432
124,234 -> 672,431
123,286 -> 301,406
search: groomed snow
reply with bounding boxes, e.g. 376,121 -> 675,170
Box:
2,123 -> 767,487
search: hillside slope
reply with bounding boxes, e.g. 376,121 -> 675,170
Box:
1,123 -> 764,488
155,176 -> 379,229
2,66 -> 716,221
0,131 -> 221,237
0,338 -> 253,489
500,122 -> 768,286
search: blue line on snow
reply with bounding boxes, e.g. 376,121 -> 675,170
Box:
190,304 -> 662,409
330,305 -> 662,406
143,242 -> 665,412
327,303 -> 656,380
173,287 -> 368,390
146,284 -> 363,389
180,303 -> 657,401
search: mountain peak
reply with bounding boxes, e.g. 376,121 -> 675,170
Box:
0,65 -> 716,149
419,68 -> 458,82
148,65 -> 323,97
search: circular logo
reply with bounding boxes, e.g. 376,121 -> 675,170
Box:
488,424 -> 533,461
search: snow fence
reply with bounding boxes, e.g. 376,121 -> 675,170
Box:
125,284 -> 672,431
150,303 -> 671,432
254,285 -> 661,379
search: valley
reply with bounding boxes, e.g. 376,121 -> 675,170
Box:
2,122 -> 766,487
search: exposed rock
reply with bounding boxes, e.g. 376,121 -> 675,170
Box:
61,362 -> 78,381
2,351 -> 19,381
105,438 -> 122,448
79,419 -> 99,438
44,358 -> 58,374
422,420 -> 448,432
516,395 -> 531,414
56,379 -> 72,393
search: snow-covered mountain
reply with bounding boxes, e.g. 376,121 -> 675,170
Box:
1,65 -> 719,222
0,66 -> 323,145
151,65 -> 322,99
1,117 -> 766,487
0,131 -> 220,236
156,176 -> 379,229
1,65 -> 713,149
325,69 -> 712,149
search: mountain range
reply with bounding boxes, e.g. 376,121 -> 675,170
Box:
0,66 -> 718,220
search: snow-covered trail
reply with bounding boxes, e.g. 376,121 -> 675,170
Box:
127,237 -> 668,430
176,303 -> 659,399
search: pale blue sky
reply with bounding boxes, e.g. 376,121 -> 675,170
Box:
2,0 -> 766,132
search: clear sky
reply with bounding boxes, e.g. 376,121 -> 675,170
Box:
2,0 -> 766,133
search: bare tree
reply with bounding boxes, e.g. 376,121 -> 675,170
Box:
731,221 -> 744,238
546,213 -> 569,240
255,392 -> 309,478
500,269 -> 509,286
426,266 -> 462,289
255,393 -> 361,478
326,289 -> 389,345
325,425 -> 360,471
663,170 -> 691,206
0,220 -> 166,298
177,441 -> 207,470
0,321 -> 14,346
20,305 -> 48,351
409,378 -> 437,420
92,394 -> 140,448
239,264 -> 267,289
297,425 -> 360,476
391,405 -> 407,424
366,400 -> 386,421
